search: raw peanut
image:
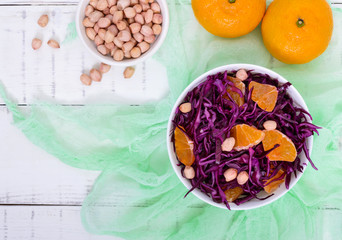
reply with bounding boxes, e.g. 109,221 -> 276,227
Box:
130,47 -> 141,58
90,68 -> 102,82
130,23 -> 141,34
85,5 -> 95,16
139,0 -> 149,4
110,5 -> 118,14
89,10 -> 104,22
107,0 -> 117,7
133,4 -> 142,13
150,2 -> 160,13
152,24 -> 162,35
99,62 -> 111,73
83,17 -> 95,27
110,47 -> 118,56
152,13 -> 162,24
117,0 -> 130,10
89,0 -> 98,8
94,35 -> 104,45
94,23 -> 100,33
38,14 -> 49,27
103,7 -> 110,14
124,7 -> 136,18
104,30 -> 115,43
113,49 -> 124,61
134,14 -> 144,25
237,171 -> 249,185
147,22 -> 152,27
108,25 -> 119,36
97,17 -> 111,28
122,41 -> 135,52
97,44 -> 109,55
130,0 -> 139,5
148,0 -> 154,3
141,2 -> 150,11
263,120 -> 277,130
113,37 -> 124,48
112,10 -> 123,23
123,66 -> 135,78
124,51 -> 131,58
116,20 -> 127,31
80,73 -> 92,86
98,29 -> 106,39
130,38 -> 137,45
133,32 -> 144,42
184,166 -> 195,180
141,11 -> 146,18
144,34 -> 155,44
179,102 -> 191,113
128,18 -> 134,24
105,42 -> 115,49
31,38 -> 42,50
140,25 -> 153,36
105,14 -> 113,20
86,28 -> 96,40
122,19 -> 129,27
236,69 -> 248,81
96,0 -> 108,10
224,168 -> 238,182
144,9 -> 153,23
221,137 -> 235,152
117,30 -> 131,42
137,41 -> 149,53
47,39 -> 60,49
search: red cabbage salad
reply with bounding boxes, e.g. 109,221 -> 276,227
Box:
171,69 -> 319,210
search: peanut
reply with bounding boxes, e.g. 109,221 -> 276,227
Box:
105,42 -> 115,49
133,4 -> 142,13
139,0 -> 149,3
122,41 -> 135,52
236,69 -> 248,81
83,17 -> 95,27
90,68 -> 102,82
152,13 -> 162,24
113,49 -> 124,61
179,102 -> 191,113
108,0 -> 117,7
221,137 -> 235,152
130,0 -> 139,5
104,30 -> 115,43
140,25 -> 153,36
105,14 -> 113,20
117,30 -> 131,42
141,2 -> 149,11
130,47 -> 141,58
123,66 -> 135,78
137,41 -> 149,53
152,24 -> 161,35
117,0 -> 130,10
144,9 -> 153,24
124,51 -> 131,58
113,37 -> 124,48
94,35 -> 104,45
98,28 -> 107,40
85,5 -> 95,16
80,73 -> 92,86
151,2 -> 160,13
31,38 -> 42,50
124,7 -> 136,18
184,166 -> 195,180
237,171 -> 249,185
38,14 -> 49,27
110,5 -> 118,14
134,13 -> 144,25
129,22 -> 141,34
89,10 -> 104,22
89,0 -> 98,8
224,168 -> 238,182
116,20 -> 127,31
144,34 -> 155,44
86,28 -> 96,40
94,23 -> 100,33
263,120 -> 277,131
108,25 -> 119,36
97,17 -> 111,28
99,63 -> 111,73
96,0 -> 108,10
133,32 -> 144,42
97,44 -> 109,55
103,7 -> 110,15
47,39 -> 60,49
112,10 -> 123,23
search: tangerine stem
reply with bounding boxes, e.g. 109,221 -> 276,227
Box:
296,18 -> 305,28
229,0 -> 236,3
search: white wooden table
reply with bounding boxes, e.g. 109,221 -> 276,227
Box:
0,1 -> 341,239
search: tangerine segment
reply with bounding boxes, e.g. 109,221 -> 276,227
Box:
225,76 -> 246,107
248,81 -> 278,112
174,126 -> 195,166
224,187 -> 244,202
262,130 -> 297,162
264,169 -> 285,194
230,124 -> 265,151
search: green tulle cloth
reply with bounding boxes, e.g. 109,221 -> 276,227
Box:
0,1 -> 342,239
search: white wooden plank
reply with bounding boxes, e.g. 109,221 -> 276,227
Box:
0,106 -> 101,205
0,5 -> 169,105
0,205 -> 120,240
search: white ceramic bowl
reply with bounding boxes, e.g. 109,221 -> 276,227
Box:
75,0 -> 169,66
167,64 -> 313,210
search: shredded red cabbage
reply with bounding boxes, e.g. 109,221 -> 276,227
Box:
171,70 -> 320,209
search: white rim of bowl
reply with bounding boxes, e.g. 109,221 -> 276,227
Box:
167,63 -> 313,210
75,0 -> 170,66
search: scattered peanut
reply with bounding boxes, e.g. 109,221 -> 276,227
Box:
38,14 -> 49,27
123,66 -> 135,78
99,63 -> 111,73
31,38 -> 42,50
90,68 -> 102,82
224,168 -> 238,182
221,137 -> 235,152
80,73 -> 92,86
179,102 -> 192,113
184,166 -> 195,180
237,171 -> 249,185
263,120 -> 277,130
236,69 -> 248,81
47,39 -> 60,49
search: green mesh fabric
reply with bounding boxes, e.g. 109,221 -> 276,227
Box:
0,1 -> 342,239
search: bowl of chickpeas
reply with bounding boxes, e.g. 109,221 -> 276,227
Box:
76,0 -> 169,66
